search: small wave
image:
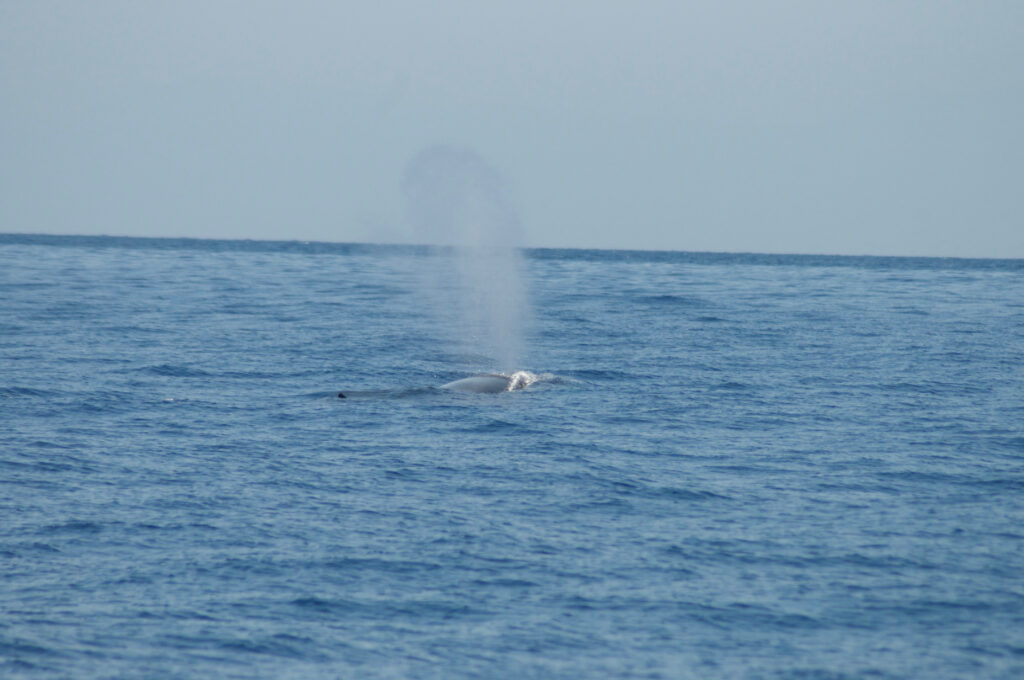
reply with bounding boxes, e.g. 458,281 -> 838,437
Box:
322,556 -> 443,575
648,485 -> 730,502
142,364 -> 214,377
996,436 -> 1024,453
711,381 -> 752,391
139,364 -> 322,380
560,368 -> 630,382
220,634 -> 328,661
38,520 -> 105,535
0,386 -> 57,399
463,418 -> 526,433
637,294 -> 711,308
101,324 -> 169,335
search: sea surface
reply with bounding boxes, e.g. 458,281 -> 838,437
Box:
2,233 -> 1023,679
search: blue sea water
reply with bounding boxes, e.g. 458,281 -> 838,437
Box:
2,233 -> 1023,679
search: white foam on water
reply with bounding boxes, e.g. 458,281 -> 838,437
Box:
505,370 -> 540,391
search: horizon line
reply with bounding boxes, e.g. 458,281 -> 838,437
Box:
1,231 -> 1021,263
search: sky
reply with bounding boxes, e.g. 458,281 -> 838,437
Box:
2,1 -> 1021,257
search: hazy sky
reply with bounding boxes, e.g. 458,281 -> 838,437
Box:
2,1 -> 1021,257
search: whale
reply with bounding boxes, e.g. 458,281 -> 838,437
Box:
440,374 -> 517,393
337,372 -> 533,398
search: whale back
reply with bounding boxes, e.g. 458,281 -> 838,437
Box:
439,375 -> 512,393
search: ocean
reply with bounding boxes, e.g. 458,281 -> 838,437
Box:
2,233 -> 1023,678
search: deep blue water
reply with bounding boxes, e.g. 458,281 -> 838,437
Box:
2,233 -> 1023,679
